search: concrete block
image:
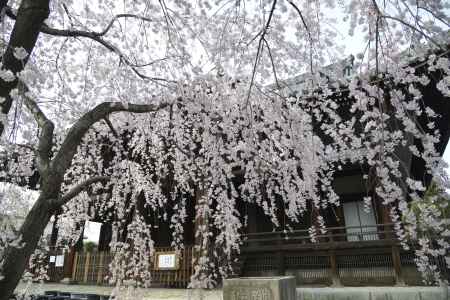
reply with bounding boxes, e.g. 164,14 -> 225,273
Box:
223,276 -> 296,300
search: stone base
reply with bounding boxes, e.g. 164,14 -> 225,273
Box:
223,276 -> 296,300
59,278 -> 72,284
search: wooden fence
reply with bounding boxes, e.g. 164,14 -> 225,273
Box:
70,246 -> 193,287
151,246 -> 193,287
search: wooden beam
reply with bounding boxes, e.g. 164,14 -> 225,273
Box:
242,239 -> 398,254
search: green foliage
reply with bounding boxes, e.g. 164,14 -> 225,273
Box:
407,181 -> 450,237
83,241 -> 98,252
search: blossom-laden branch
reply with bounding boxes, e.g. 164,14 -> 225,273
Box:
58,175 -> 110,206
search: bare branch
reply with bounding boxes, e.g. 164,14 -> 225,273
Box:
39,23 -> 175,86
18,81 -> 54,171
58,175 -> 110,205
5,6 -> 170,83
287,1 -> 312,42
262,37 -> 280,90
287,0 -> 314,73
103,117 -> 118,138
245,0 -> 277,107
379,14 -> 443,49
417,5 -> 450,28
95,14 -> 153,37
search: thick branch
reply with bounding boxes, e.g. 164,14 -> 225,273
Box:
19,81 -> 54,170
51,101 -> 171,177
40,23 -> 123,58
58,175 -> 110,205
6,8 -> 153,40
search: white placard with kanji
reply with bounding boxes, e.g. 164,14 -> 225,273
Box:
157,254 -> 176,269
55,255 -> 64,267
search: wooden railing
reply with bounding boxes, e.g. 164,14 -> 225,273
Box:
239,223 -> 450,286
242,223 -> 397,248
70,246 -> 193,288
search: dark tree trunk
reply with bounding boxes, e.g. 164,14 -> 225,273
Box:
0,195 -> 53,300
0,89 -> 167,299
0,0 -> 50,136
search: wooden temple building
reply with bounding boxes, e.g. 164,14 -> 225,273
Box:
42,48 -> 450,287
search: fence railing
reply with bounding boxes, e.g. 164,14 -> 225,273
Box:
242,223 -> 397,248
70,246 -> 193,288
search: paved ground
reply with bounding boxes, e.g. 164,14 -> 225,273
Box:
16,283 -> 223,300
297,286 -> 449,300
16,283 -> 450,300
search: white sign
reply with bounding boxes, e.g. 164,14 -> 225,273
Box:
55,255 -> 64,267
49,256 -> 56,263
157,253 -> 177,269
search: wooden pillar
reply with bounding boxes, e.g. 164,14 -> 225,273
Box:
83,252 -> 91,283
63,248 -> 76,279
276,233 -> 285,276
71,252 -> 79,281
246,203 -> 257,234
97,252 -> 105,284
276,252 -> 285,276
329,251 -> 341,286
391,246 -> 405,286
378,204 -> 394,240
